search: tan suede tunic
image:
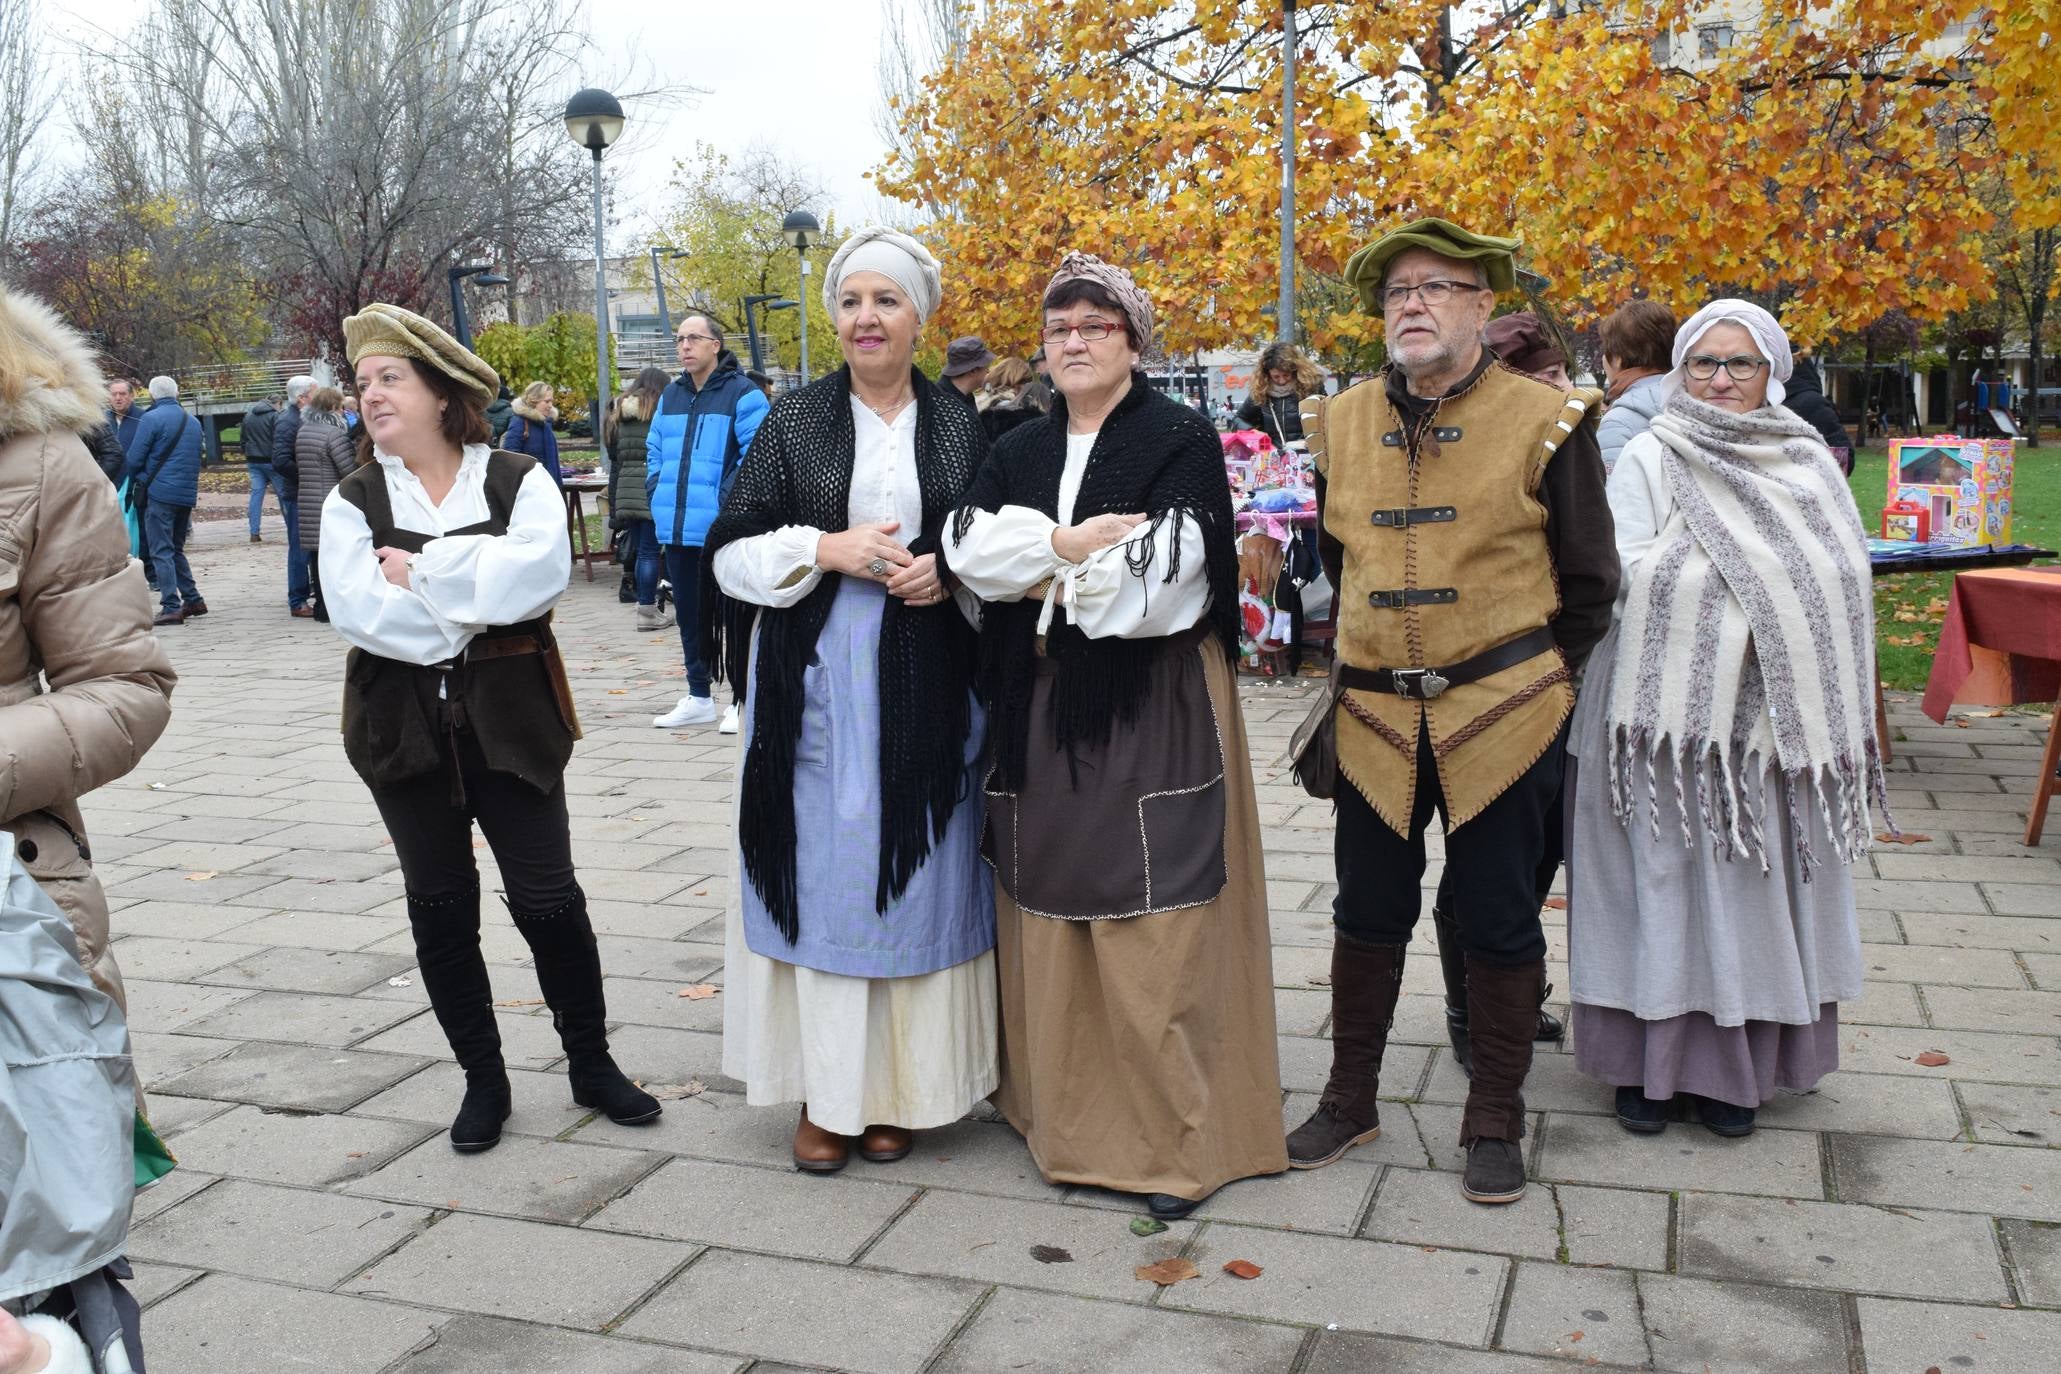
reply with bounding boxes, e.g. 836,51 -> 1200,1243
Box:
1304,363 -> 1597,835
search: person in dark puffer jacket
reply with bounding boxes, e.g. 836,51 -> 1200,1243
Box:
1785,355 -> 1854,473
125,376 -> 207,625
607,367 -> 668,629
295,387 -> 358,623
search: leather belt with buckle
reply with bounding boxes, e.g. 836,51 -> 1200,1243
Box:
1338,627 -> 1558,702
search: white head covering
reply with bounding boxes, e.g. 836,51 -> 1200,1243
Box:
822,226 -> 943,325
1665,298 -> 1793,407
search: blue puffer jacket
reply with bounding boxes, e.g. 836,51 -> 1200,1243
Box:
646,351 -> 769,549
125,401 -> 204,507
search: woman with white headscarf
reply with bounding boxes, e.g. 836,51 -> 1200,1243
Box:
1568,300 -> 1885,1139
706,227 -> 995,1173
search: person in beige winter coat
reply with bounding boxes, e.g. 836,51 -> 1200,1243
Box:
0,286 -> 177,1010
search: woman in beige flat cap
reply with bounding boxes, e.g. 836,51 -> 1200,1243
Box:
321,302 -> 661,1153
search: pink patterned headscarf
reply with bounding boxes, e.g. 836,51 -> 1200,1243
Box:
1044,252 -> 1154,353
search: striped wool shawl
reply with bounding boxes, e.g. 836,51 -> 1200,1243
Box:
1604,392 -> 1888,874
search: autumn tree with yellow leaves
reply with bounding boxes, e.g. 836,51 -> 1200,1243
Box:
881,2 -> 2047,369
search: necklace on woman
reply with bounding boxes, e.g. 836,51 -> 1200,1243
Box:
861,387 -> 913,422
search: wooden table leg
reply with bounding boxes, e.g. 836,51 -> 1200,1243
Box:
1875,678 -> 1893,763
2025,706 -> 2061,847
567,489 -> 595,582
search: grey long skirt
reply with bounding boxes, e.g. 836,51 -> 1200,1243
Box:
1567,627 -> 1863,1107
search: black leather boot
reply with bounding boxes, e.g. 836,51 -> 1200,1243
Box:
406,886 -> 510,1152
1432,904 -> 1472,1077
511,887 -> 662,1126
1460,956 -> 1546,1204
1287,934 -> 1405,1168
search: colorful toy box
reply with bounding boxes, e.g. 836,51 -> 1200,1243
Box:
1885,436 -> 2015,549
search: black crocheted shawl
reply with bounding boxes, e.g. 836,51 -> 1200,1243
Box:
703,365 -> 986,942
945,372 -> 1240,790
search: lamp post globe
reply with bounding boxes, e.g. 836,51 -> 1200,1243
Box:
566,88 -> 624,438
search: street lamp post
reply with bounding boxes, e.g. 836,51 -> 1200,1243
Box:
649,246 -> 689,336
447,263 -> 511,351
781,210 -> 822,385
743,294 -> 797,374
565,87 -> 625,428
1279,1 -> 1297,344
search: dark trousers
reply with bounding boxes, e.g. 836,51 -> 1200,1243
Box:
661,543 -> 712,698
623,519 -> 663,605
144,501 -> 198,612
369,730 -> 578,912
1334,721 -> 1562,967
281,496 -> 310,608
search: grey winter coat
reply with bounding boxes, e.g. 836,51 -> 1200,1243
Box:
295,412 -> 357,550
1596,373 -> 1667,474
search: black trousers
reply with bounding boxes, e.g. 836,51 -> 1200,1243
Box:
1334,721 -> 1562,967
369,727 -> 577,913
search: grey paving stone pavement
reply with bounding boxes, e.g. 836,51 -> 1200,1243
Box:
85,518 -> 2061,1369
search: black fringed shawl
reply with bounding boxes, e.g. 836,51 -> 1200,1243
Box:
945,373 -> 1241,790
702,365 -> 987,942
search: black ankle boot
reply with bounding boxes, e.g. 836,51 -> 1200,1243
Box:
511,887 -> 663,1126
406,887 -> 511,1152
451,1071 -> 512,1152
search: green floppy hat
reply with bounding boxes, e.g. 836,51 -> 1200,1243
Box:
1342,218 -> 1521,311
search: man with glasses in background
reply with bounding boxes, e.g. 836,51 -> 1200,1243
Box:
1286,219 -> 1617,1208
645,312 -> 770,734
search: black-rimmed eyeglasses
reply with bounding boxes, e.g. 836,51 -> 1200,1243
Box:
1380,280 -> 1486,310
1683,354 -> 1770,382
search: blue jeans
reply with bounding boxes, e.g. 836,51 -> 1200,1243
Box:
145,501 -> 199,612
280,496 -> 310,608
661,543 -> 711,699
247,462 -> 281,534
624,520 -> 662,606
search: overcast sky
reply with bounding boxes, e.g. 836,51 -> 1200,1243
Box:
45,0 -> 906,242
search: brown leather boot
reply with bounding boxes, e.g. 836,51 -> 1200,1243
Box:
793,1107 -> 851,1173
858,1124 -> 913,1163
1287,934 -> 1405,1168
1459,956 -> 1547,1203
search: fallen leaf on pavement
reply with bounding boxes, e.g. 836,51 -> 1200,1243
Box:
644,1079 -> 706,1100
1030,1245 -> 1073,1264
1129,1217 -> 1168,1237
677,984 -> 720,1000
1135,1258 -> 1200,1286
1223,1260 -> 1263,1280
607,689 -> 628,695
494,998 -> 545,1008
1567,1330 -> 1585,1344
1875,832 -> 1932,845
183,872 -> 215,882
1306,974 -> 1331,986
1915,1050 -> 1951,1067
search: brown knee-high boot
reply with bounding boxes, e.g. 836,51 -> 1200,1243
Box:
1459,955 -> 1547,1203
1286,933 -> 1405,1168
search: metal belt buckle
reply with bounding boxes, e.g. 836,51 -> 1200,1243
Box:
1393,667 -> 1449,700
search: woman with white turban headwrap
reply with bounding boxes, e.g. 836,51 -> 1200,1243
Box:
705,227 -> 997,1173
1567,299 -> 1886,1139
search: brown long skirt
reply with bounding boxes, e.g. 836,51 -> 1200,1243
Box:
991,637 -> 1289,1200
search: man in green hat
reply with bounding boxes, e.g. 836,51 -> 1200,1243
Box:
1286,218 -> 1618,1206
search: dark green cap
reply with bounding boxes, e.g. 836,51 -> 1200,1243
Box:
1342,217 -> 1521,311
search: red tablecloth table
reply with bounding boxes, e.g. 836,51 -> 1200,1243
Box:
1920,566 -> 2061,844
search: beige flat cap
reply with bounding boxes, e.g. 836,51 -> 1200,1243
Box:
343,303 -> 500,403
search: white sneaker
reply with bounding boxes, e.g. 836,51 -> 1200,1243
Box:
653,695 -> 718,728
719,704 -> 740,735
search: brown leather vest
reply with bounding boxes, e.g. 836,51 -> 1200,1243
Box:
1305,364 -> 1595,834
336,451 -> 577,794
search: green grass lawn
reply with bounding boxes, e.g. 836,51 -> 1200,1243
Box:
1854,445 -> 2060,691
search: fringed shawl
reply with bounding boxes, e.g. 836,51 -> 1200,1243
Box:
703,365 -> 986,941
945,374 -> 1241,790
1605,391 -> 1890,874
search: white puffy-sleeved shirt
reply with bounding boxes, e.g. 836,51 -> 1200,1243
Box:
945,430 -> 1210,639
320,444 -> 572,667
713,396 -> 983,624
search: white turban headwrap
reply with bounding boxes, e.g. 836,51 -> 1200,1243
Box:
1665,297 -> 1794,407
822,226 -> 943,325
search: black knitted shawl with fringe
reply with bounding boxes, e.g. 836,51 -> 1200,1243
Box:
703,365 -> 986,943
945,373 -> 1240,791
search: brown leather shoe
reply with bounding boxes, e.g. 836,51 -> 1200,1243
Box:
857,1124 -> 912,1163
1287,934 -> 1406,1168
793,1107 -> 850,1173
290,605 -> 315,618
151,608 -> 185,627
182,598 -> 208,618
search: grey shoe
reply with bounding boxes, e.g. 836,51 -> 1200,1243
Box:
635,604 -> 673,632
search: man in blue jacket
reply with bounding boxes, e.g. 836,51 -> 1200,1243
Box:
645,313 -> 769,732
126,376 -> 208,626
